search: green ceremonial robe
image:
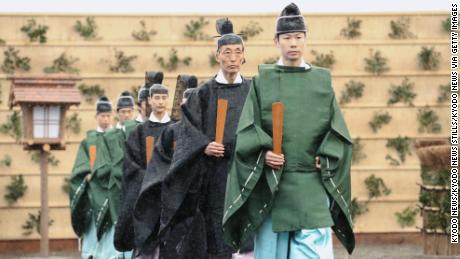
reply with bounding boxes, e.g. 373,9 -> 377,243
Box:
104,120 -> 139,224
69,130 -> 113,240
222,64 -> 355,254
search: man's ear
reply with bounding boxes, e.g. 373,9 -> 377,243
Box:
274,36 -> 280,48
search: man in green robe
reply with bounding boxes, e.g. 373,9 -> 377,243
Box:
104,91 -> 138,225
223,3 -> 355,258
95,91 -> 138,259
69,96 -> 121,258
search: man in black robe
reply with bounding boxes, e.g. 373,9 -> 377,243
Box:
136,71 -> 165,123
133,75 -> 198,258
145,18 -> 251,259
114,77 -> 174,255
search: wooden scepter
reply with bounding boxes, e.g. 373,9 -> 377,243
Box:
215,99 -> 228,144
272,102 -> 284,155
89,145 -> 97,170
146,136 -> 155,166
170,75 -> 188,121
87,145 -> 97,182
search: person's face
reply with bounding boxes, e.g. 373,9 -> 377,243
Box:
274,32 -> 306,62
96,112 -> 112,130
148,94 -> 168,114
216,44 -> 245,74
117,107 -> 134,123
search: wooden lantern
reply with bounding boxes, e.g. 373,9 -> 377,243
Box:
8,76 -> 81,150
7,75 -> 81,256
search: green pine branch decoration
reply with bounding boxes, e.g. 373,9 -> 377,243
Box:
184,17 -> 211,41
369,111 -> 392,133
364,174 -> 391,199
387,78 -> 417,106
421,166 -> 450,186
132,20 -> 157,41
418,46 -> 441,71
311,50 -> 335,69
109,50 -> 137,73
4,175 -> 27,206
0,38 -> 5,45
388,16 -> 416,39
395,207 -> 418,228
1,47 -> 31,74
364,49 -> 389,75
22,211 -> 54,236
340,80 -> 365,105
340,17 -> 362,39
20,19 -> 49,43
417,106 -> 442,134
78,83 -> 105,104
239,21 -> 264,41
437,83 -> 450,103
209,52 -> 218,68
424,209 -> 450,231
74,17 -> 100,40
386,136 -> 412,163
29,151 -> 60,167
441,193 -> 451,213
65,113 -> 82,135
62,177 -> 70,194
0,155 -> 12,167
154,48 -> 192,72
352,137 -> 367,164
419,189 -> 431,206
385,154 -> 401,166
263,56 -> 278,64
0,111 -> 22,142
350,198 -> 369,220
442,17 -> 451,33
44,53 -> 80,74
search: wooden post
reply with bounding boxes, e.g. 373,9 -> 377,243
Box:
40,144 -> 50,256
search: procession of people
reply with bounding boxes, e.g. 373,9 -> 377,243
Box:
68,3 -> 354,259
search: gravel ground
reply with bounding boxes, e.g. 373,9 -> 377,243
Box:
0,244 -> 459,259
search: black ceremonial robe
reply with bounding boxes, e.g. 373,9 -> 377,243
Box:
133,121 -> 181,250
114,118 -> 173,252
143,77 -> 250,258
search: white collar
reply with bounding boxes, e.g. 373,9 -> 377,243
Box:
115,122 -> 125,131
135,114 -> 144,123
277,58 -> 311,69
96,125 -> 112,133
215,70 -> 243,84
149,112 -> 171,124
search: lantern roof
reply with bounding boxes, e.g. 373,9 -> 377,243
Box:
8,76 -> 82,109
